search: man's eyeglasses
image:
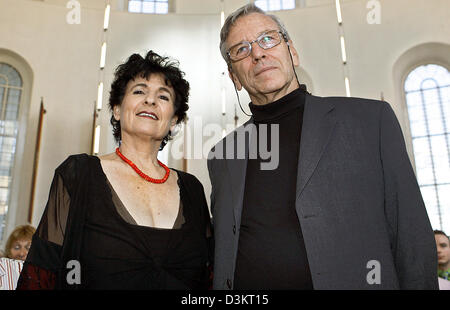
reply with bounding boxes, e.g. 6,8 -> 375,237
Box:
227,30 -> 286,62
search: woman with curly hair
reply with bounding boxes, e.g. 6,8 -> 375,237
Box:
17,51 -> 213,290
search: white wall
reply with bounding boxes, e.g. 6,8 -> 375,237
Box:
0,0 -> 103,240
97,8 -> 233,205
0,0 -> 449,244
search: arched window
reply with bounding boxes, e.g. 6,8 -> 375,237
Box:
404,64 -> 450,232
0,63 -> 23,241
254,0 -> 296,11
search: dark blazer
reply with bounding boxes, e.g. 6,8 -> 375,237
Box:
207,94 -> 438,290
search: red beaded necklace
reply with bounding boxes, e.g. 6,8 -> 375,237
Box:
115,147 -> 170,184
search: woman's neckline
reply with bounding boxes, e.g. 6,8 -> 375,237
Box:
92,155 -> 184,231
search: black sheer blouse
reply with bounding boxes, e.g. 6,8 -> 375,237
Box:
17,154 -> 213,290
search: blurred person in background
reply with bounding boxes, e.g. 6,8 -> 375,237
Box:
4,224 -> 35,261
1,224 -> 35,289
434,230 -> 450,290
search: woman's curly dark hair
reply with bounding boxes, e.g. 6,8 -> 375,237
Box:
109,50 -> 189,150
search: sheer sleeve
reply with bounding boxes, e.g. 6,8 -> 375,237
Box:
36,173 -> 70,245
17,172 -> 71,290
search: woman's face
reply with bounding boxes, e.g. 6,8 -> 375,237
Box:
114,73 -> 178,143
9,239 -> 31,261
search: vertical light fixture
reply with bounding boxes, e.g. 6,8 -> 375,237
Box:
336,0 -> 351,97
335,0 -> 343,24
97,82 -> 104,110
221,88 -> 226,115
345,77 -> 351,97
340,36 -> 347,64
93,1 -> 110,155
100,42 -> 107,69
220,0 -> 225,26
103,4 -> 111,30
93,125 -> 101,154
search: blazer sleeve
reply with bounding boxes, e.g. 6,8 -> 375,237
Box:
379,101 -> 439,289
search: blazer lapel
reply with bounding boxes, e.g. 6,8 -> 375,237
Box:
226,118 -> 255,226
296,95 -> 337,204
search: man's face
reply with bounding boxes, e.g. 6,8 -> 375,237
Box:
435,234 -> 450,268
226,13 -> 299,104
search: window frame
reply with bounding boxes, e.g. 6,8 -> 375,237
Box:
403,63 -> 450,232
0,49 -> 33,249
127,0 -> 171,14
0,64 -> 24,244
253,0 -> 297,12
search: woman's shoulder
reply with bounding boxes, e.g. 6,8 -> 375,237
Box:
56,153 -> 98,171
54,153 -> 100,184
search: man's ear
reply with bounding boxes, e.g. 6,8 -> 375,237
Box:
287,40 -> 300,67
228,66 -> 242,91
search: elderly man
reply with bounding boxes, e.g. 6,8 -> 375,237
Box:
207,4 -> 438,290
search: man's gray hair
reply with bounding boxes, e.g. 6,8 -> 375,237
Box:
219,3 -> 291,65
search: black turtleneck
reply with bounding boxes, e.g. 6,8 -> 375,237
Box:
233,88 -> 313,290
